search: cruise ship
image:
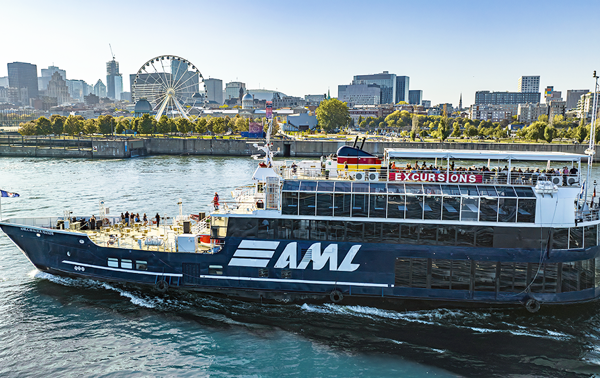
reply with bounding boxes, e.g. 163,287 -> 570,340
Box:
1,135 -> 599,313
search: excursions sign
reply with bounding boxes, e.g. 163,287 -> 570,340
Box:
390,172 -> 483,183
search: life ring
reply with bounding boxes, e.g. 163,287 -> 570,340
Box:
525,298 -> 540,313
155,279 -> 169,293
330,290 -> 343,303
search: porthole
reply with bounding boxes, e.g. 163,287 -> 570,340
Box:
36,233 -> 41,237
79,240 -> 85,244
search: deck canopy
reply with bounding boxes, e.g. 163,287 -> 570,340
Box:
384,148 -> 586,162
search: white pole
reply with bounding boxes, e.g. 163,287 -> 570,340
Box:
585,72 -> 599,207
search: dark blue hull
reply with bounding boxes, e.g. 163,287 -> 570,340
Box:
3,222 -> 600,310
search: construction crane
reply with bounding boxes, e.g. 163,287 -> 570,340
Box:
109,44 -> 115,60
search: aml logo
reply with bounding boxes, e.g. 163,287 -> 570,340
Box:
274,242 -> 360,272
229,240 -> 280,268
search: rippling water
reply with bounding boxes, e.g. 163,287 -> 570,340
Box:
2,156 -> 600,377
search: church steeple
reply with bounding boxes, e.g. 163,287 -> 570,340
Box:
459,93 -> 463,110
327,88 -> 331,100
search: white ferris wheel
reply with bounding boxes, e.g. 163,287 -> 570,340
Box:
131,55 -> 207,121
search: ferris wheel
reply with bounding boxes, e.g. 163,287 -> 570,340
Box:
131,55 -> 206,120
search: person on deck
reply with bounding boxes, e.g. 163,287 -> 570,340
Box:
155,213 -> 160,228
90,215 -> 96,230
124,211 -> 130,226
213,192 -> 220,210
143,214 -> 148,226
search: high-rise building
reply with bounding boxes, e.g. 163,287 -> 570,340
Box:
395,76 -> 410,103
225,81 -> 246,101
408,90 -> 422,105
352,71 -> 397,104
422,100 -> 431,108
544,86 -> 562,103
204,78 -> 223,104
566,90 -> 588,110
47,72 -> 70,105
517,103 -> 548,124
39,65 -> 66,92
94,79 -> 107,98
475,91 -> 540,105
0,76 -> 8,88
518,76 -> 540,93
7,62 -> 38,104
338,84 -> 380,105
106,59 -> 122,100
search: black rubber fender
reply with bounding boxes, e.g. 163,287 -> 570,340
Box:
525,298 -> 540,313
156,279 -> 169,293
330,290 -> 344,303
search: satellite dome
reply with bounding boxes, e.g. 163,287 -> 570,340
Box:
243,93 -> 253,101
134,98 -> 152,113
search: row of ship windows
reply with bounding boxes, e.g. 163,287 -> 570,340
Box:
281,192 -> 536,223
395,258 -> 597,294
226,218 -> 599,250
282,181 -> 536,197
108,258 -> 148,270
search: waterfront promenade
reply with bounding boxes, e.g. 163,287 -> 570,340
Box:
0,135 -> 597,161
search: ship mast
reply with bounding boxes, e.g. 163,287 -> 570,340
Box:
584,71 -> 599,208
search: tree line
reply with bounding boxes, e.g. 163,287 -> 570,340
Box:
17,114 -> 281,137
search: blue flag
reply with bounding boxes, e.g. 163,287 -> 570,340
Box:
0,190 -> 19,198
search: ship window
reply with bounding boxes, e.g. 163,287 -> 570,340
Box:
351,194 -> 368,217
208,265 -> 223,275
516,199 -> 536,223
282,180 -> 300,191
281,192 -> 298,215
499,262 -> 528,292
136,261 -> 147,270
387,195 -> 406,219
334,193 -> 351,217
474,262 -> 496,291
121,259 -> 133,269
562,262 -> 579,292
515,187 -> 536,198
582,259 -> 595,290
387,183 -> 405,194
364,222 -> 382,242
498,198 -> 517,222
441,185 -> 460,196
431,259 -> 451,289
442,197 -> 460,221
457,226 -> 475,247
530,263 -> 558,293
299,192 -> 316,216
370,183 -> 387,193
278,219 -> 293,239
405,184 -> 423,195
451,261 -> 471,290
369,194 -> 386,218
227,218 -> 257,239
460,198 -> 479,221
310,220 -> 328,241
419,225 -> 437,245
352,183 -> 369,193
108,258 -> 119,268
424,196 -> 442,220
475,227 -> 494,247
382,223 -> 400,242
478,186 -> 498,197
394,258 -> 412,287
459,185 -> 479,196
328,221 -> 346,241
317,181 -> 334,192
400,224 -> 420,244
292,220 -> 311,240
585,225 -> 598,248
423,184 -> 442,195
316,193 -> 334,216
569,227 -> 583,249
335,182 -> 351,192
346,221 -> 364,242
438,226 -> 457,245
552,228 -> 569,249
496,186 -> 516,197
405,196 -> 424,219
257,219 -> 277,239
394,258 -> 428,288
480,198 -> 499,222
299,181 -> 317,191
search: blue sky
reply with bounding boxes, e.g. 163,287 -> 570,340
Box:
1,0 -> 598,106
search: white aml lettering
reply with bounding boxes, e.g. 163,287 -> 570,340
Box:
273,243 -> 361,271
274,242 -> 297,269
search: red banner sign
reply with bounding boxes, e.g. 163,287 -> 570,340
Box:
391,172 -> 483,183
266,101 -> 273,119
249,122 -> 262,134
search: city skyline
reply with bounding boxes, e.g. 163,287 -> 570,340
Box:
1,0 -> 599,106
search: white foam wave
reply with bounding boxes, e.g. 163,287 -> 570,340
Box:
101,283 -> 158,309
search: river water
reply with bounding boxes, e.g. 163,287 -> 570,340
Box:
1,156 -> 600,377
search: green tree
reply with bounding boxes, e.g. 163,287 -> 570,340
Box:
140,114 -> 155,134
524,121 -> 546,141
63,115 -> 82,136
84,119 -> 98,135
315,98 -> 350,132
35,116 -> 52,135
116,122 -> 125,134
451,122 -> 461,137
156,115 -> 170,134
538,114 -> 549,123
574,125 -> 588,143
544,125 -> 557,143
465,124 -> 478,138
410,130 -> 416,141
211,117 -> 225,134
97,115 -> 114,135
50,114 -> 66,135
196,118 -> 208,134
18,121 -> 36,136
177,118 -> 192,134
